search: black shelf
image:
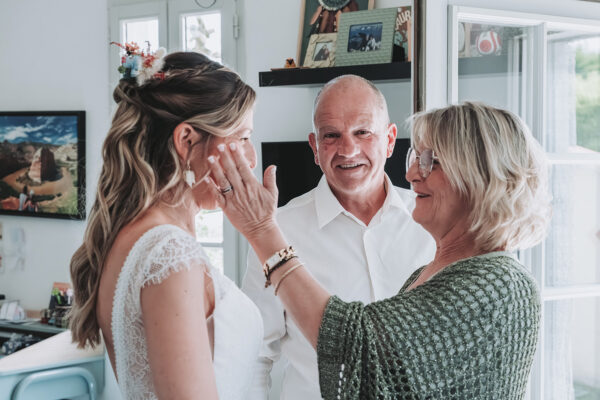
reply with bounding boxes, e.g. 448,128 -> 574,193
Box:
259,62 -> 411,87
458,55 -> 514,75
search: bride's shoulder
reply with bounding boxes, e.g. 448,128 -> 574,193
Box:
128,224 -> 210,287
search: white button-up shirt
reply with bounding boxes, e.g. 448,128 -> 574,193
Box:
242,175 -> 436,400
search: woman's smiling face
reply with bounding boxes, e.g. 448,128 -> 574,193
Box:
405,146 -> 470,242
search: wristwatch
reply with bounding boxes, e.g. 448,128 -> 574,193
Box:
263,246 -> 297,287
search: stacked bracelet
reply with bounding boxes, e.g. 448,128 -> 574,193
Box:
263,246 -> 297,288
274,262 -> 304,296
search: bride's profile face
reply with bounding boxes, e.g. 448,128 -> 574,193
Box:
192,110 -> 256,210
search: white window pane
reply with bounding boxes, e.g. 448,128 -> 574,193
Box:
195,209 -> 223,243
121,18 -> 159,52
545,164 -> 600,287
545,32 -> 600,154
203,246 -> 223,274
457,22 -> 530,115
544,297 -> 600,399
182,12 -> 221,63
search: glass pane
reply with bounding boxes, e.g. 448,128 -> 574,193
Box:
121,18 -> 159,52
544,297 -> 600,399
203,246 -> 223,274
545,31 -> 600,154
545,164 -> 600,287
457,21 -> 530,115
182,12 -> 221,63
195,209 -> 223,243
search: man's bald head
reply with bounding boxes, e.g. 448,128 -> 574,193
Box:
312,75 -> 390,130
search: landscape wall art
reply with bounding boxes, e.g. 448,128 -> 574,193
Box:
0,111 -> 85,220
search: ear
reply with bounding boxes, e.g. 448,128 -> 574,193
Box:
308,132 -> 320,166
385,123 -> 398,158
172,122 -> 198,162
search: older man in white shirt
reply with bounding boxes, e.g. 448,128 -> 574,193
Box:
242,75 -> 435,399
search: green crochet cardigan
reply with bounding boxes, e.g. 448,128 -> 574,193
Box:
317,253 -> 541,400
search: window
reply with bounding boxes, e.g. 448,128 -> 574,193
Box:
121,18 -> 159,53
109,2 -> 168,88
181,12 -> 222,63
109,0 -> 240,282
196,209 -> 224,273
449,7 -> 600,399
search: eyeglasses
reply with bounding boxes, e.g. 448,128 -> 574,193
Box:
406,147 -> 439,179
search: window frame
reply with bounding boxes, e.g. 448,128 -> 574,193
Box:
108,1 -> 168,91
448,6 -> 600,399
108,0 -> 241,283
167,0 -> 238,69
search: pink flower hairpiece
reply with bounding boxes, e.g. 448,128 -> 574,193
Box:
111,41 -> 166,85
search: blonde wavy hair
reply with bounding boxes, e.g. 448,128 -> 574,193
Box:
409,101 -> 552,252
69,52 -> 256,348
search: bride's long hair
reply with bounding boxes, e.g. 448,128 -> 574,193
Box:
69,52 -> 255,348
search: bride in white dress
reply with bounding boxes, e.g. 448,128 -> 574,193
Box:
69,50 -> 263,399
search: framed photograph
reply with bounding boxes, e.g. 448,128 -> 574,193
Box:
393,6 -> 412,62
336,8 -> 398,67
297,0 -> 374,67
304,33 -> 338,68
0,111 -> 86,220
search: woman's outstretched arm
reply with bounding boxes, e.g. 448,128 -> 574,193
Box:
207,143 -> 330,348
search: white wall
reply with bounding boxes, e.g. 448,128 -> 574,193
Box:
0,0 -> 110,310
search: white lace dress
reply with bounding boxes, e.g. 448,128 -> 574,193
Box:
111,224 -> 263,399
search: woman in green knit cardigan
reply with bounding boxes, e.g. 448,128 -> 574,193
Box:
209,101 -> 551,399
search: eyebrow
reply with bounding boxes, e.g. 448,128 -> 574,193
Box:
235,128 -> 253,136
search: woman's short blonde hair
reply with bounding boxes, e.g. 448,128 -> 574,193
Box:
408,101 -> 552,252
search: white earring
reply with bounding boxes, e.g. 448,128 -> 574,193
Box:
184,160 -> 196,188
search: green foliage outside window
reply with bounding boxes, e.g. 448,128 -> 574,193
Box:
576,47 -> 600,152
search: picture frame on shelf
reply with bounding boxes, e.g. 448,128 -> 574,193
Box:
297,0 -> 374,67
336,8 -> 398,67
0,111 -> 86,220
393,5 -> 412,62
304,33 -> 338,68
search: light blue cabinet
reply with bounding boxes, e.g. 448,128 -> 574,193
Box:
0,332 -> 104,400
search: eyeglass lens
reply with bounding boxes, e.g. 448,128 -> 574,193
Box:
406,148 -> 434,178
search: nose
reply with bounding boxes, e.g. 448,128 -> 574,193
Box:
337,134 -> 360,158
405,159 -> 422,184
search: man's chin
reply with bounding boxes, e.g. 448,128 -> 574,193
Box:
328,179 -> 376,198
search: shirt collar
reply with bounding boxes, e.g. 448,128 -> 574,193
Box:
381,174 -> 411,216
314,174 -> 412,229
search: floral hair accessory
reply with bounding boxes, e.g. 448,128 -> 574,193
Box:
111,41 -> 167,85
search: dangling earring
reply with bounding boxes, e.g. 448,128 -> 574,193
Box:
184,160 -> 196,188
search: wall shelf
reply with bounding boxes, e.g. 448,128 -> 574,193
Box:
258,62 -> 411,87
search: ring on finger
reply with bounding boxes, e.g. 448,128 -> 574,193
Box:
220,185 -> 233,194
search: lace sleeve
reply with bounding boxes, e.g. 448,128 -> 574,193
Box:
141,230 -> 210,288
